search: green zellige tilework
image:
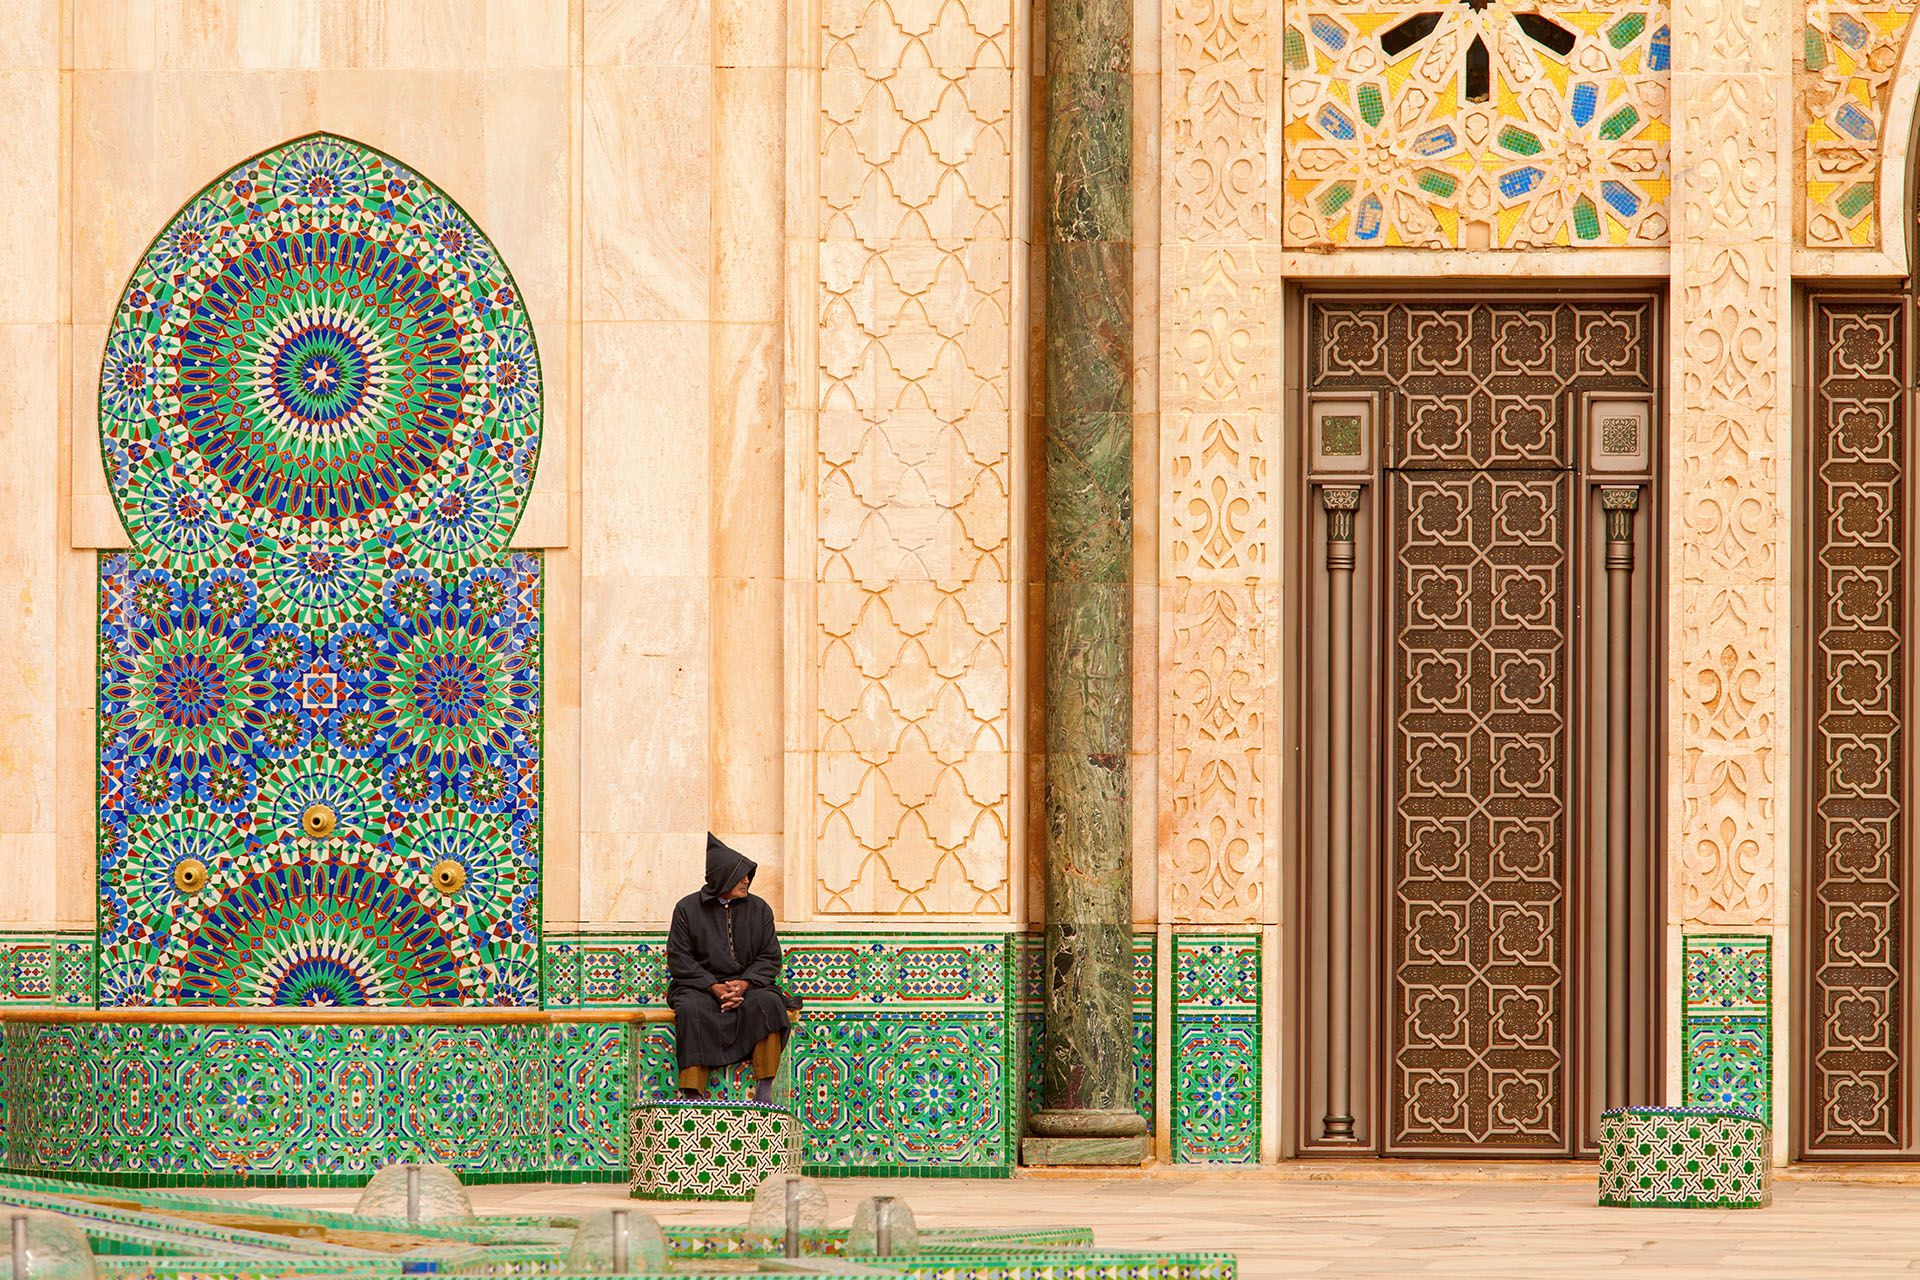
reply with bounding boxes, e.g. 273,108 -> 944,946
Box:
1171,933 -> 1260,1164
1,1021 -> 626,1185
0,931 -> 93,1006
547,930 -> 1017,1178
1682,934 -> 1771,1120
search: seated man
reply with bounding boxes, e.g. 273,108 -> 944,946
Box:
666,834 -> 792,1103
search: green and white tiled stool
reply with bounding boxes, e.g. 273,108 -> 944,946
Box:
1597,1106 -> 1771,1209
628,1099 -> 800,1202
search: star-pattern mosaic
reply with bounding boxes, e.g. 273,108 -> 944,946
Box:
1282,0 -> 1671,247
95,134 -> 543,1007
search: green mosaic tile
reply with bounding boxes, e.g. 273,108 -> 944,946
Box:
1682,934 -> 1771,1120
1171,933 -> 1260,1165
0,931 -> 94,1006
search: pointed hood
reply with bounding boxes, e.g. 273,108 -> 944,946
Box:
701,832 -> 756,903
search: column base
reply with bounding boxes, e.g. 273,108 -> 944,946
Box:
1020,1134 -> 1151,1167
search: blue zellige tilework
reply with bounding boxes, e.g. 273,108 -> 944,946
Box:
1682,934 -> 1771,1121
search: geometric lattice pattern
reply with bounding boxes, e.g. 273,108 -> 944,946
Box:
1682,935 -> 1771,1120
1807,299 -> 1905,1152
1170,934 -> 1260,1164
96,134 -> 543,1006
550,932 -> 1018,1177
1308,299 -> 1655,1152
808,0 -> 1015,914
0,934 -> 92,1007
1597,1107 -> 1772,1209
1803,0 -> 1916,247
1282,0 -> 1671,247
0,1021 -> 624,1185
628,1102 -> 799,1202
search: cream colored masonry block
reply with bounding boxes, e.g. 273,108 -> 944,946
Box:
55,543 -> 99,925
580,571 -> 711,835
713,68 -> 785,325
583,65 -> 712,323
582,322 -> 708,574
716,0 -> 783,68
586,0 -> 711,67
710,322 -> 783,575
0,324 -> 58,838
0,71 -> 57,325
0,836 -> 57,926
582,832 -> 699,925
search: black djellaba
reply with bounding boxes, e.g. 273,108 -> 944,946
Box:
665,833 -> 794,1102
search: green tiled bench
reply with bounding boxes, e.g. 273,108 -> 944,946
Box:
1597,1106 -> 1771,1209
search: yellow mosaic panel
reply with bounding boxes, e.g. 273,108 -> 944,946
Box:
1281,0 -> 1671,248
1804,0 -> 1916,248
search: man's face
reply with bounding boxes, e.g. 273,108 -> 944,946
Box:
724,875 -> 752,901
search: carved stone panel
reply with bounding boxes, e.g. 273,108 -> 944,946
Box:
1805,297 -> 1906,1153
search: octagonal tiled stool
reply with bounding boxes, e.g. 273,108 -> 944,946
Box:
1597,1106 -> 1771,1209
629,1099 -> 800,1202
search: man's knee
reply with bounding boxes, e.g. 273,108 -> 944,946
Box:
743,987 -> 783,1015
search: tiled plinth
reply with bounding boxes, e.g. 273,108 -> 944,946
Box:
1597,1106 -> 1772,1209
628,1100 -> 799,1202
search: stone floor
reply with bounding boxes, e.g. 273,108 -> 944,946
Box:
235,1168 -> 1920,1278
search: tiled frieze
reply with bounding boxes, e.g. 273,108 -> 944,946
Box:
0,933 -> 92,1007
551,931 -> 1018,1176
0,1021 -> 625,1186
1280,0 -> 1672,247
1803,0 -> 1918,246
800,0 -> 1019,916
1682,934 -> 1772,1119
1170,933 -> 1260,1164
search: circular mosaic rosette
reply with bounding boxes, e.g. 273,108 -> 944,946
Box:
100,134 -> 542,560
174,850 -> 469,1006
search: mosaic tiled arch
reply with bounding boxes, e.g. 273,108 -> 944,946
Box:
96,134 -> 543,1007
1281,0 -> 1672,248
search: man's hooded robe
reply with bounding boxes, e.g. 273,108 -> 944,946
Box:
665,834 -> 791,1070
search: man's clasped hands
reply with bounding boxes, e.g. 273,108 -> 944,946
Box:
708,978 -> 749,1010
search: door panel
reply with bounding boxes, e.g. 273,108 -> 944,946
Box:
1296,294 -> 1661,1156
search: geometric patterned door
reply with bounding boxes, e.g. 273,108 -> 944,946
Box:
1301,297 -> 1661,1154
1803,296 -> 1908,1154
94,135 -> 543,1006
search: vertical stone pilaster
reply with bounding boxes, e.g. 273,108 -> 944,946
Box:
1025,0 -> 1145,1165
1668,0 -> 1794,1157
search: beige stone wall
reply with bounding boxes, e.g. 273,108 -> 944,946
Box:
0,0 -> 795,932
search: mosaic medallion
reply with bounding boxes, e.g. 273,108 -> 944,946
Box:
97,134 -> 543,1007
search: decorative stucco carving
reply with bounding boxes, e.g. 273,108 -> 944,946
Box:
807,0 -> 1017,915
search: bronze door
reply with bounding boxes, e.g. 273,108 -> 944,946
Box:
1802,296 -> 1912,1156
1297,295 -> 1662,1156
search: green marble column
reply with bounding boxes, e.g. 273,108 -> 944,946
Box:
1022,0 -> 1144,1167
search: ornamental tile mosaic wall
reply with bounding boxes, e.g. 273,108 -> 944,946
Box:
546,931 -> 1016,1177
94,135 -> 543,1007
0,1021 -> 622,1185
0,933 -> 92,1007
1682,934 -> 1771,1119
1170,933 -> 1260,1163
1803,0 -> 1917,246
1281,0 -> 1671,247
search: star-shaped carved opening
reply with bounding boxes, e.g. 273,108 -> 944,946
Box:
1380,3 -> 1578,104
